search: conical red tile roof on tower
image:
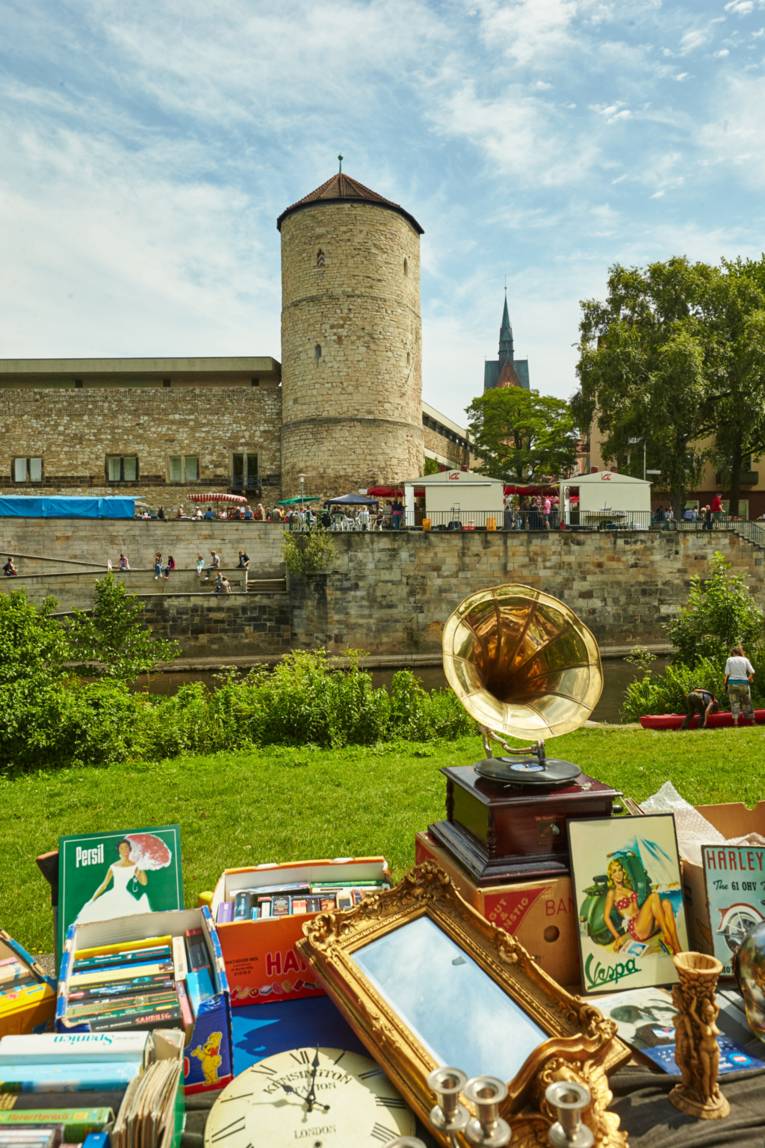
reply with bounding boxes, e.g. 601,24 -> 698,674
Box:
277,170 -> 423,234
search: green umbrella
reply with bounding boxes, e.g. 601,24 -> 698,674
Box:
276,495 -> 321,505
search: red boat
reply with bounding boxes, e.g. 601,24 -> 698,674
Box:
640,710 -> 765,730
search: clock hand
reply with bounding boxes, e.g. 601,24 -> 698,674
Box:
304,1047 -> 321,1111
277,1080 -> 330,1113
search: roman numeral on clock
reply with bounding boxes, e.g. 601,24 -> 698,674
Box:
375,1096 -> 408,1109
290,1049 -> 312,1065
209,1117 -> 247,1142
359,1067 -> 382,1080
252,1063 -> 276,1076
370,1124 -> 397,1143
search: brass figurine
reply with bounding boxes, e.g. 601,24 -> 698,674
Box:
668,951 -> 730,1120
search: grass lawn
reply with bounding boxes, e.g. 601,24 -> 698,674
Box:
2,725 -> 764,953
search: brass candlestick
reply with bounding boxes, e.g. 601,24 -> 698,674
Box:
668,951 -> 730,1120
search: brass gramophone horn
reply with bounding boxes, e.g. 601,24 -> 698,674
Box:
442,584 -> 603,784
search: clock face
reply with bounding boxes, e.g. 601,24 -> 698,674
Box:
204,1046 -> 416,1148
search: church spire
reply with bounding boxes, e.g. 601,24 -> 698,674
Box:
499,288 -> 514,362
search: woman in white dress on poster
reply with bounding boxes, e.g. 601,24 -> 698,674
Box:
76,838 -> 151,923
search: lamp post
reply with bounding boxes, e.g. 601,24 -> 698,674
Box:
298,473 -> 306,503
628,437 -> 647,481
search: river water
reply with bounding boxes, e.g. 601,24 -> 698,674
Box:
138,656 -> 668,724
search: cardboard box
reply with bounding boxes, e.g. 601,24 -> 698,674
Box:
682,801 -> 765,962
0,929 -> 56,1037
211,857 -> 390,1007
56,907 -> 232,1094
415,832 -> 579,987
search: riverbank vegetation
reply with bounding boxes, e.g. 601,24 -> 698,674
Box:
3,726 -> 763,952
0,582 -> 470,769
622,552 -> 764,719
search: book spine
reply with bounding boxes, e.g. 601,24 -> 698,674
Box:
67,976 -> 176,1003
232,893 -> 252,922
0,1033 -> 149,1062
85,1006 -> 181,1033
72,946 -> 171,972
65,993 -> 178,1019
171,937 -> 188,982
215,901 -> 234,924
183,930 -> 209,973
175,981 -> 194,1034
73,937 -> 172,961
69,963 -> 173,987
185,970 -> 213,1018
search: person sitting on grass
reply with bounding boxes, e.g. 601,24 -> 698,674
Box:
681,687 -> 717,730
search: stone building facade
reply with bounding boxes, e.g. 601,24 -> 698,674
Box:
0,171 -> 467,503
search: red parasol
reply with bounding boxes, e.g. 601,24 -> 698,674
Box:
188,492 -> 248,504
367,485 -> 404,498
124,833 -> 173,871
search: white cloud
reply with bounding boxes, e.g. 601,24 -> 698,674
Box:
725,1 -> 755,14
674,71 -> 690,80
429,81 -> 600,188
714,48 -> 731,57
679,28 -> 708,54
472,0 -> 579,67
650,189 -> 665,199
699,72 -> 765,185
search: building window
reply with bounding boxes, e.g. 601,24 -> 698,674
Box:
168,455 -> 199,483
13,457 -> 43,483
232,451 -> 259,493
404,257 -> 408,276
106,455 -> 138,482
315,343 -> 322,364
316,249 -> 325,268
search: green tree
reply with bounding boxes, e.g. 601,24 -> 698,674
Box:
574,258 -> 715,516
66,574 -> 179,681
575,256 -> 765,517
665,551 -> 764,664
0,590 -> 71,684
465,387 -> 578,483
704,260 -> 765,515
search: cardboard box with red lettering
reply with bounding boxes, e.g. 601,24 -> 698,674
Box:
415,832 -> 579,986
682,801 -> 765,962
211,857 -> 390,1007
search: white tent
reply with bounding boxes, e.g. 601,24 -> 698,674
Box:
559,470 -> 652,529
403,470 -> 505,527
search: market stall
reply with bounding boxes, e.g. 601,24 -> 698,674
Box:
560,469 -> 652,529
402,469 -> 505,527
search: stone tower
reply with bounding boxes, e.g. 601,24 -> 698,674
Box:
277,168 -> 424,497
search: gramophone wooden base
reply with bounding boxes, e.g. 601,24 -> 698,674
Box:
430,765 -> 621,884
429,818 -> 571,883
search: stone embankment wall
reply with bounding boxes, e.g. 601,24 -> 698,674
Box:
291,530 -> 765,652
1,524 -> 763,655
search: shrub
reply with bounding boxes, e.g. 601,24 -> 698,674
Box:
665,551 -> 765,665
283,531 -> 336,575
622,657 -> 727,721
66,574 -> 180,680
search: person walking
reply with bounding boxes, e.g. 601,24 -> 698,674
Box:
711,492 -> 723,524
724,644 -> 755,726
702,504 -> 713,532
681,687 -> 717,730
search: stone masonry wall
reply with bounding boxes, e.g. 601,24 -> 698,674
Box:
0,379 -> 283,499
290,530 -> 765,652
280,202 -> 423,495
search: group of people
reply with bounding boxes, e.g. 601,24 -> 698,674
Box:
682,645 -> 757,728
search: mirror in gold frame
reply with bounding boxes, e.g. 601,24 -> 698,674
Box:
298,862 -> 629,1147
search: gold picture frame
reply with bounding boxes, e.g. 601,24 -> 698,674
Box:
299,862 -> 629,1147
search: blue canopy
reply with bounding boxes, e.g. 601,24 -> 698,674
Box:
0,496 -> 136,519
325,493 -> 378,505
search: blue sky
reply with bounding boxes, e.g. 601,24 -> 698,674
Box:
2,0 -> 765,424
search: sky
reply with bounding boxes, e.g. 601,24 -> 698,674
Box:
2,0 -> 765,425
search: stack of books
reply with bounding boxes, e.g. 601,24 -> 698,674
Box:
0,932 -> 56,1039
215,878 -> 389,923
0,1031 -> 182,1148
60,931 -> 216,1036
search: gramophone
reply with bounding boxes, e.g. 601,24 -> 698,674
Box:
429,584 -> 621,883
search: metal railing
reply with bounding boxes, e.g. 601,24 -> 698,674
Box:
284,509 -> 749,533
